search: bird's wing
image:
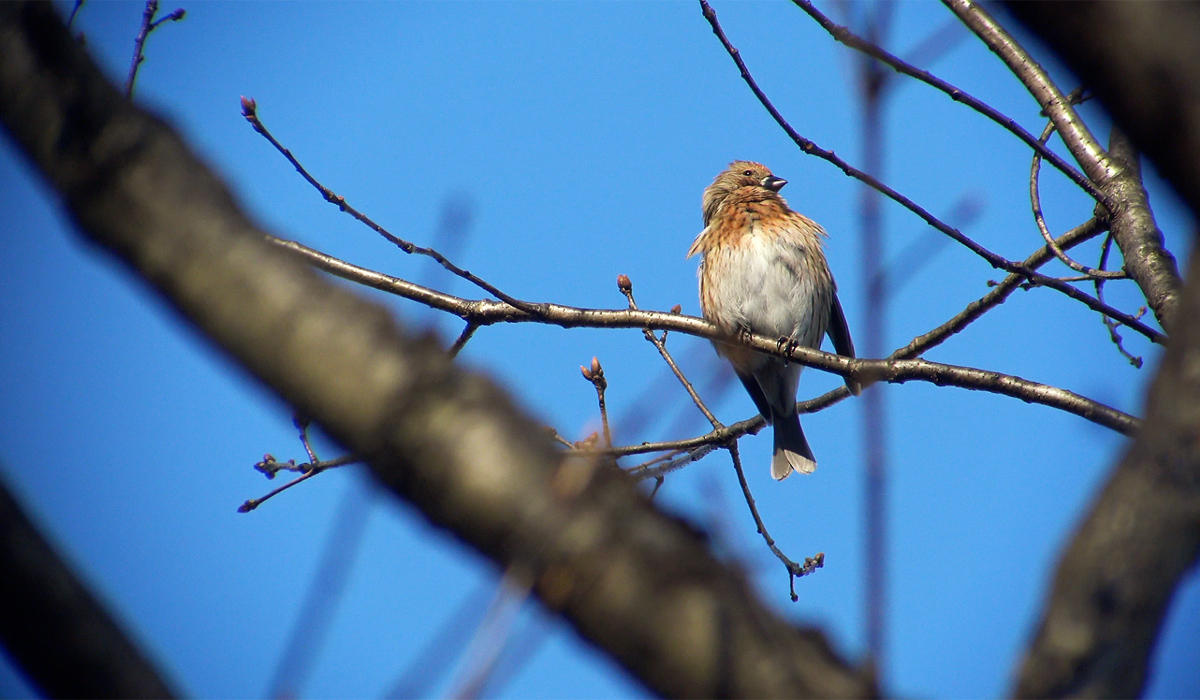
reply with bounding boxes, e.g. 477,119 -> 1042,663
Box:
736,371 -> 775,423
828,292 -> 862,396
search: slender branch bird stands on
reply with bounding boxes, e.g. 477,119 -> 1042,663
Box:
689,161 -> 861,479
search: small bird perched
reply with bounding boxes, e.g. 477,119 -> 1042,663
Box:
688,161 -> 861,479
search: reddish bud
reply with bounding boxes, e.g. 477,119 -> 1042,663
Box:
580,365 -> 593,380
168,8 -> 186,21
671,304 -> 682,314
616,274 -> 632,293
590,356 -> 602,376
240,96 -> 257,117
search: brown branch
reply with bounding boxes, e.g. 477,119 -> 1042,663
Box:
942,0 -> 1115,189
1093,234 -> 1143,368
239,97 -> 548,319
620,275 -> 722,430
1015,251 -> 1200,699
0,470 -> 179,699
448,321 -> 479,358
727,443 -> 824,602
1105,127 -> 1183,332
1003,1 -> 1200,233
270,233 -> 1140,436
698,0 -> 1162,344
1029,123 -> 1123,279
580,357 -> 613,447
948,0 -> 1183,332
0,5 -> 874,696
125,0 -> 183,98
789,0 -> 1104,204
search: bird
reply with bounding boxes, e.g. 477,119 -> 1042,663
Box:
688,161 -> 860,480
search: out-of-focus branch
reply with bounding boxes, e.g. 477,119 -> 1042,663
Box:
1002,1 -> 1200,233
0,3 -> 874,697
1014,251 -> 1200,699
0,470 -> 178,699
948,0 -> 1184,332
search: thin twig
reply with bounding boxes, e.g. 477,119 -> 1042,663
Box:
649,476 -> 665,499
238,463 -> 338,513
629,443 -> 721,481
1030,123 -> 1123,279
698,0 -> 1154,333
1094,234 -> 1144,368
242,425 -> 358,511
619,275 -> 722,429
581,357 -> 613,447
727,442 -> 824,602
125,0 -> 183,97
238,98 -> 548,319
448,321 -> 479,358
790,0 -> 1103,204
547,428 -> 575,449
274,227 -> 1162,345
942,0 -> 1117,191
126,0 -> 157,96
294,413 -> 319,465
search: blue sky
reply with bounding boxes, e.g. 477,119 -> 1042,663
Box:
1,1 -> 1197,698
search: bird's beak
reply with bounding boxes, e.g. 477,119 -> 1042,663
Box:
762,175 -> 787,192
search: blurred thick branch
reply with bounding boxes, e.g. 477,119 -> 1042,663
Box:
0,2 -> 873,697
0,471 -> 177,699
986,3 -> 1200,696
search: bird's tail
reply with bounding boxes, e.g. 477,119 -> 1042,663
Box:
771,411 -> 816,480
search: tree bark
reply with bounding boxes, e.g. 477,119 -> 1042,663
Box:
1003,5 -> 1200,695
1004,1 -> 1200,235
0,473 -> 178,699
0,3 -> 872,697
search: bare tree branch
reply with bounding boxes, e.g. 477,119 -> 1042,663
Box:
240,98 -> 548,318
698,0 -> 1163,344
1014,251 -> 1200,699
1002,1 -> 1200,232
0,470 -> 178,699
941,0 -> 1115,189
271,234 -> 1140,436
1105,127 -> 1183,332
0,3 -> 875,696
1029,123 -> 1123,280
947,0 -> 1184,332
125,0 -> 182,97
789,0 -> 1104,204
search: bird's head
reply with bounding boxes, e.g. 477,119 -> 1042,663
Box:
702,161 -> 787,225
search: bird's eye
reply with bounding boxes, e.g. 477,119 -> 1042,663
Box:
742,169 -> 753,176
